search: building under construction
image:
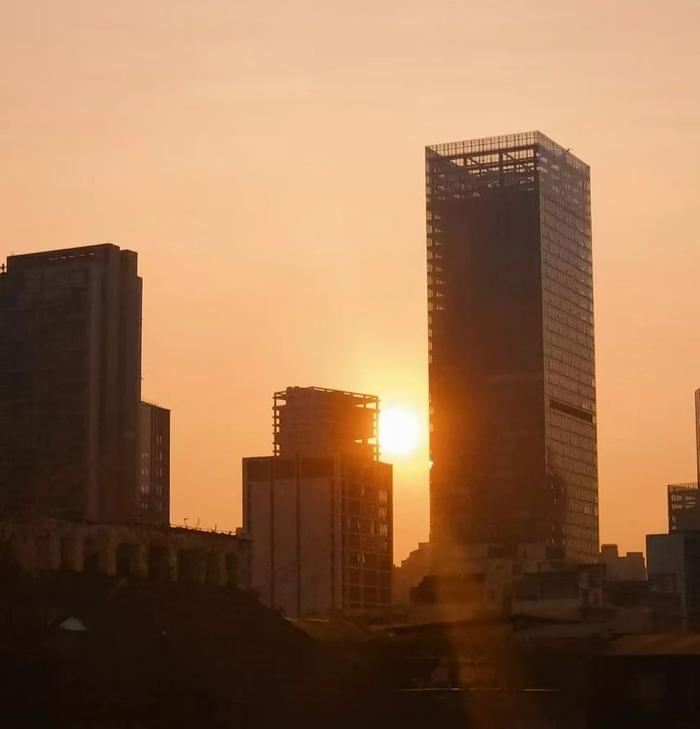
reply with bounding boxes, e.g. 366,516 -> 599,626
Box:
244,386 -> 392,617
273,385 -> 378,460
426,132 -> 598,563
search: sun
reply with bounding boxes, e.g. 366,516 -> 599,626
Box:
378,406 -> 421,457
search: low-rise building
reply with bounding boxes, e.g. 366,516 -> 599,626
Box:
598,544 -> 646,581
0,517 -> 251,588
510,563 -> 607,620
647,530 -> 700,630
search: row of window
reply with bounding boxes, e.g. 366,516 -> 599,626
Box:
541,196 -> 591,236
546,344 -> 595,376
546,356 -> 596,387
546,371 -> 595,400
548,452 -> 597,478
342,499 -> 389,521
542,236 -> 592,278
342,517 -> 390,539
544,293 -> 594,325
345,551 -> 391,567
542,208 -> 591,248
544,261 -> 593,298
562,482 -> 599,503
544,277 -> 594,311
547,425 -> 596,454
540,166 -> 590,193
549,419 -> 598,447
540,179 -> 590,210
544,254 -> 593,292
545,327 -> 595,360
542,281 -> 593,317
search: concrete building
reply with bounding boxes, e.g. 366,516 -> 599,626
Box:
243,387 -> 392,617
138,401 -> 170,526
426,132 -> 598,563
510,563 -> 606,620
598,544 -> 646,581
647,530 -> 700,629
668,482 -> 700,532
0,244 -> 142,523
0,517 -> 250,588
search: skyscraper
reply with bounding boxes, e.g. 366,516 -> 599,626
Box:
0,244 -> 142,523
243,387 -> 392,617
426,132 -> 598,562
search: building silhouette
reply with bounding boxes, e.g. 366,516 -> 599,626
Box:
0,244 -> 168,525
668,482 -> 700,533
138,401 -> 171,526
243,387 -> 392,617
426,132 -> 598,562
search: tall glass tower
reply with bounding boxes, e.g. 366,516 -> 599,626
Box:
426,132 -> 598,562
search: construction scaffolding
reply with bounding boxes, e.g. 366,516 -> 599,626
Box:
272,386 -> 378,461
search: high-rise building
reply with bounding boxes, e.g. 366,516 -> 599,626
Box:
243,387 -> 392,617
426,131 -> 598,562
0,244 -> 142,523
138,401 -> 171,526
668,482 -> 700,533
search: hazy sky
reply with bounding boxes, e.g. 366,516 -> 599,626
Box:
2,1 -> 699,561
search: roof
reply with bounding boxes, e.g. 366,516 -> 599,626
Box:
426,131 -> 588,170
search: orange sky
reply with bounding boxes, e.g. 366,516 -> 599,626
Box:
2,1 -> 699,561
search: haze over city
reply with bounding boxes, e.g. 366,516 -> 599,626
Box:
3,0 -> 700,562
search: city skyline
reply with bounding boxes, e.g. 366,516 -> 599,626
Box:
2,1 -> 700,561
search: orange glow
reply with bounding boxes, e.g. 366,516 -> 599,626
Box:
1,1 -> 698,562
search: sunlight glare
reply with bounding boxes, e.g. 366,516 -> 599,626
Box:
379,407 -> 421,457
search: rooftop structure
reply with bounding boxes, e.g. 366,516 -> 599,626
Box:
273,386 -> 378,461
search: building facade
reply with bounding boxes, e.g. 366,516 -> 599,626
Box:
426,132 -> 598,562
598,544 -> 646,582
138,402 -> 171,526
243,387 -> 392,617
647,530 -> 700,630
668,482 -> 700,533
0,517 -> 250,588
0,244 -> 142,523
